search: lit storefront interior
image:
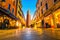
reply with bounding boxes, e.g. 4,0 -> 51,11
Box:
44,8 -> 60,28
0,7 -> 18,29
44,14 -> 54,28
53,9 -> 60,28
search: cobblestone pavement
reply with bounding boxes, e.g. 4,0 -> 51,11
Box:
0,28 -> 60,40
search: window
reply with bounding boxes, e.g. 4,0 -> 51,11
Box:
42,20 -> 44,27
2,0 -> 5,2
41,9 -> 43,14
41,2 -> 42,6
12,8 -> 14,14
8,4 -> 11,10
19,6 -> 21,9
46,3 -> 48,10
18,11 -> 21,16
54,0 -> 57,3
13,1 -> 15,5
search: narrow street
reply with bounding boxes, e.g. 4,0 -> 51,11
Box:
0,28 -> 60,40
0,0 -> 60,40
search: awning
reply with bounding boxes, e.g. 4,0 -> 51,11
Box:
0,7 -> 19,20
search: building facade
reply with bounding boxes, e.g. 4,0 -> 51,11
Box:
34,0 -> 60,28
0,0 -> 17,15
16,0 -> 25,27
0,0 -> 19,28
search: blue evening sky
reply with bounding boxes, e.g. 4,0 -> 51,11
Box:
21,0 -> 37,19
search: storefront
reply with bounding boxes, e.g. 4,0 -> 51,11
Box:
53,9 -> 60,28
44,8 -> 60,28
0,7 -> 18,28
44,14 -> 55,28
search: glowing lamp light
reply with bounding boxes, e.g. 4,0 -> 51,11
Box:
16,21 -> 19,26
